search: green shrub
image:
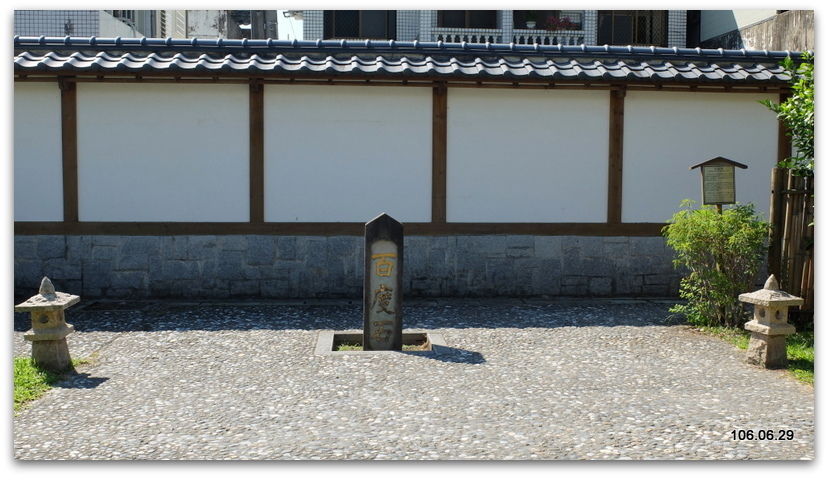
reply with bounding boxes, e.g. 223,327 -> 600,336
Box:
760,53 -> 814,177
663,201 -> 770,327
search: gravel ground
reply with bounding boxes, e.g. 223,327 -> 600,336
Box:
13,298 -> 814,460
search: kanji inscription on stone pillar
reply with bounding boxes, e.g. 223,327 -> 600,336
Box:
363,213 -> 403,351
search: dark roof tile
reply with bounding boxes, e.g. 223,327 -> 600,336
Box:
14,36 -> 801,85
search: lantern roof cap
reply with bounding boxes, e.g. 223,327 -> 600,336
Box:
739,275 -> 804,307
14,277 -> 80,312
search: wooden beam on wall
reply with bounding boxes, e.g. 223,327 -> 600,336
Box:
432,82 -> 448,223
14,221 -> 667,237
249,80 -> 265,223
59,77 -> 79,222
607,88 -> 625,223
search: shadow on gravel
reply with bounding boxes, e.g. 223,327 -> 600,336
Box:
54,372 -> 109,390
420,347 -> 486,364
13,299 -> 682,334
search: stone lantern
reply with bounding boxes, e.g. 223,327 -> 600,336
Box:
14,277 -> 79,372
739,275 -> 802,369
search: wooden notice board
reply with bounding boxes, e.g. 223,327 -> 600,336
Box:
690,157 -> 748,206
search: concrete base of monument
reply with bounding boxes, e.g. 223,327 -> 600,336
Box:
315,330 -> 447,356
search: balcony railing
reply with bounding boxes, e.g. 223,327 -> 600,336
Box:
513,29 -> 585,45
431,27 -> 585,45
433,28 -> 501,44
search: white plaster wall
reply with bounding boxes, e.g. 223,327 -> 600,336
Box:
76,83 -> 249,222
263,85 -> 432,223
446,89 -> 609,223
14,82 -> 64,221
623,91 -> 778,223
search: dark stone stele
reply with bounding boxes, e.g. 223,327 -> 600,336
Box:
363,213 -> 404,351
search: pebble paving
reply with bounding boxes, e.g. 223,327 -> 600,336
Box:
13,299 -> 814,460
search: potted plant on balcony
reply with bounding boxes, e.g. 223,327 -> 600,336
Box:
525,11 -> 538,29
546,15 -> 581,31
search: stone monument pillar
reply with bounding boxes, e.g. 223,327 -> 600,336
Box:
739,275 -> 802,369
15,277 -> 79,372
363,213 -> 404,351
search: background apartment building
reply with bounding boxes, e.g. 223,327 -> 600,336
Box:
13,9 -> 813,52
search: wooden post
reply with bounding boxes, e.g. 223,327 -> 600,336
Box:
607,88 -> 625,223
249,80 -> 265,223
768,168 -> 785,279
59,77 -> 79,223
363,213 -> 404,351
432,83 -> 448,223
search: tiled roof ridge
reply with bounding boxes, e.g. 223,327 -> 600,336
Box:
14,35 -> 808,62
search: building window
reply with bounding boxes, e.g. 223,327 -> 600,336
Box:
513,10 -> 583,30
108,10 -> 136,26
597,10 -> 667,46
323,10 -> 396,39
438,11 -> 497,29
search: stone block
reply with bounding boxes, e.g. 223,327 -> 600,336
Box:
405,247 -> 428,279
44,258 -> 83,280
644,274 -> 669,286
37,236 -> 66,259
105,288 -> 138,299
580,257 -> 615,277
589,277 -> 613,295
246,236 -> 275,266
458,268 -> 487,292
506,246 -> 533,258
260,279 -> 291,299
188,236 -> 218,260
111,271 -> 147,290
627,255 -> 655,275
220,236 -> 248,252
630,236 -> 667,256
561,275 -> 588,295
565,236 -> 603,257
82,260 -> 115,289
15,262 -> 44,298
118,253 -> 149,271
122,236 -> 162,257
230,280 -> 260,297
561,249 -> 583,273
613,271 -> 637,295
426,248 -> 455,278
216,251 -> 245,280
295,268 -> 328,296
562,275 -> 588,287
328,236 -> 358,259
534,236 -> 562,258
161,260 -> 200,281
603,238 -> 629,257
64,236 -> 86,264
162,236 -> 189,260
14,236 -> 38,259
506,234 -> 535,253
485,256 -> 515,284
460,235 -> 506,256
302,238 -> 329,269
91,245 -> 118,260
275,236 -> 297,260
455,252 -> 486,276
404,236 -> 428,253
642,284 -> 671,296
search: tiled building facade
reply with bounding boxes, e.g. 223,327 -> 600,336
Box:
304,10 -> 688,47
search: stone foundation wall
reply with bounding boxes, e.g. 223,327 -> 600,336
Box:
14,235 -> 682,299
